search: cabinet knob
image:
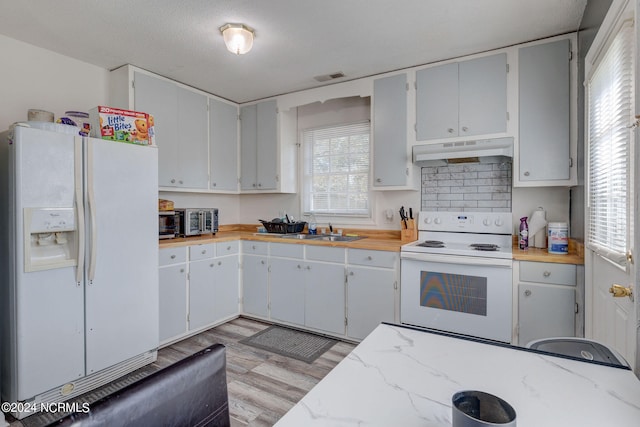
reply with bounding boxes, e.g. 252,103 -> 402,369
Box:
524,171 -> 530,176
543,271 -> 551,277
252,245 -> 256,250
210,263 -> 214,267
179,180 -> 184,184
253,183 -> 257,187
258,183 -> 262,187
376,178 -> 382,183
306,266 -> 311,270
218,261 -> 222,266
227,246 -> 231,250
180,268 -> 184,273
367,256 -> 372,261
201,250 -> 207,254
349,271 -> 354,276
447,128 -> 454,133
524,289 -> 532,297
297,264 -> 302,269
461,126 -> 468,132
261,260 -> 265,265
171,179 -> 176,184
212,182 -> 217,187
170,254 -> 176,259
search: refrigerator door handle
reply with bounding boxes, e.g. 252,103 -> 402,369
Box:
75,137 -> 85,284
87,139 -> 98,282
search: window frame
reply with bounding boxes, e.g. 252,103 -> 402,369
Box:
300,120 -> 373,223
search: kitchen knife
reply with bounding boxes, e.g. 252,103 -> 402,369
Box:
409,208 -> 413,219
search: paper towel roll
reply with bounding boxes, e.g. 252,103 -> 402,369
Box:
528,208 -> 547,248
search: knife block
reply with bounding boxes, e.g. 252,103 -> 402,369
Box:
401,219 -> 418,242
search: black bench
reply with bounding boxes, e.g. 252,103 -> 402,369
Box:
47,344 -> 230,427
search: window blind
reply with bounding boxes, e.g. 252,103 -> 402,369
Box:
302,121 -> 371,216
587,20 -> 634,265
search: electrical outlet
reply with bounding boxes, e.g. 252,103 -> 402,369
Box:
384,209 -> 394,223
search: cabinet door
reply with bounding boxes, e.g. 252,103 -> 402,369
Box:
134,71 -> 179,187
189,259 -> 216,330
518,283 -> 575,346
346,266 -> 396,340
270,257 -> 305,325
305,261 -> 345,335
256,99 -> 278,190
373,74 -> 408,187
242,254 -> 269,317
213,255 -> 239,321
209,98 -> 239,191
177,87 -> 209,189
416,62 -> 459,140
159,264 -> 187,342
518,39 -> 570,182
458,53 -> 507,137
240,104 -> 257,190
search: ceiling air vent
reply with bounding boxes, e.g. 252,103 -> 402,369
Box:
314,72 -> 345,82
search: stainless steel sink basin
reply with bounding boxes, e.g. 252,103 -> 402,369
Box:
318,235 -> 366,242
279,233 -> 322,240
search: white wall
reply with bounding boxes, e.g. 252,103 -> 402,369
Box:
0,35 -> 109,131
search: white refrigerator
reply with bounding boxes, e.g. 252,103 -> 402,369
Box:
0,123 -> 158,417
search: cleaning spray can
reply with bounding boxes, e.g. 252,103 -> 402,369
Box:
519,217 -> 529,250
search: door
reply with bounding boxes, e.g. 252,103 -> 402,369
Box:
134,71 -> 179,187
270,257 -> 305,325
373,74 -> 408,187
177,87 -> 208,189
416,62 -> 458,140
518,283 -> 575,346
256,99 -> 278,190
189,259 -> 216,330
159,264 -> 187,342
305,261 -> 346,335
239,104 -> 257,190
242,254 -> 269,317
458,53 -> 507,137
12,127 -> 85,400
84,139 -> 159,374
209,97 -> 239,191
346,266 -> 396,340
212,255 -> 239,320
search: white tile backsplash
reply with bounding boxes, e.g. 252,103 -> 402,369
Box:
421,160 -> 512,212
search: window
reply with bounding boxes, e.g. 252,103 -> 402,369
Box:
302,121 -> 371,217
586,19 -> 634,266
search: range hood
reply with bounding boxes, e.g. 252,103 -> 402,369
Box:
413,137 -> 513,165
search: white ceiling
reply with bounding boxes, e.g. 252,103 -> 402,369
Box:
0,0 -> 587,104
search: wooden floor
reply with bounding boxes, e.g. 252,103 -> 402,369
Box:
7,317 -> 356,427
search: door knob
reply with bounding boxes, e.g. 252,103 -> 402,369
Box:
609,284 -> 633,300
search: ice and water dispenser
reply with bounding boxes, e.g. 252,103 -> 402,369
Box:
24,207 -> 77,271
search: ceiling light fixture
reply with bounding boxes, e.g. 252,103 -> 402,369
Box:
220,23 -> 255,55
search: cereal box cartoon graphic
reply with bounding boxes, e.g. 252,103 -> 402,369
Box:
89,106 -> 153,146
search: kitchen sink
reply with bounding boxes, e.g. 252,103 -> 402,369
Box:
279,233 -> 322,240
318,235 -> 366,242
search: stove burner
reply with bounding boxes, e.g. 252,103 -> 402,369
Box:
418,240 -> 445,248
470,243 -> 499,251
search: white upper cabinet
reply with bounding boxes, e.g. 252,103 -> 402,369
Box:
416,53 -> 508,141
133,71 -> 208,189
516,37 -> 575,186
239,99 -> 296,193
372,73 -> 418,190
209,97 -> 239,191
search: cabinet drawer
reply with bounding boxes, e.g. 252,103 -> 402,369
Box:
347,249 -> 398,269
306,246 -> 345,263
159,247 -> 187,266
189,243 -> 216,261
270,242 -> 304,259
241,240 -> 269,255
216,240 -> 239,256
519,262 -> 576,286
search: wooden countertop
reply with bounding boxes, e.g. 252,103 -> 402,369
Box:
160,226 -> 585,264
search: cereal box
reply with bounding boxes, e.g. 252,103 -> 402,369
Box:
89,106 -> 152,146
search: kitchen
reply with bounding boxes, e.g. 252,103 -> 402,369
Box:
1,0 -> 640,426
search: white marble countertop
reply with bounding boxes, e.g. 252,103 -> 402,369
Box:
275,323 -> 640,426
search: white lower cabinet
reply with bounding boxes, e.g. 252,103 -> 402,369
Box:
516,261 -> 577,346
269,243 -> 306,326
241,241 -> 270,318
304,261 -> 346,335
159,242 -> 239,345
159,247 -> 188,342
346,249 -> 398,340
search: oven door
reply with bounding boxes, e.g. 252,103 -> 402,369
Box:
400,253 -> 512,343
158,211 -> 176,239
184,210 -> 202,236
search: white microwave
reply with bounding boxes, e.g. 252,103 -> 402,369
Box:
175,208 -> 218,237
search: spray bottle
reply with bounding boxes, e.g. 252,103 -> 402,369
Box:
519,217 -> 529,250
